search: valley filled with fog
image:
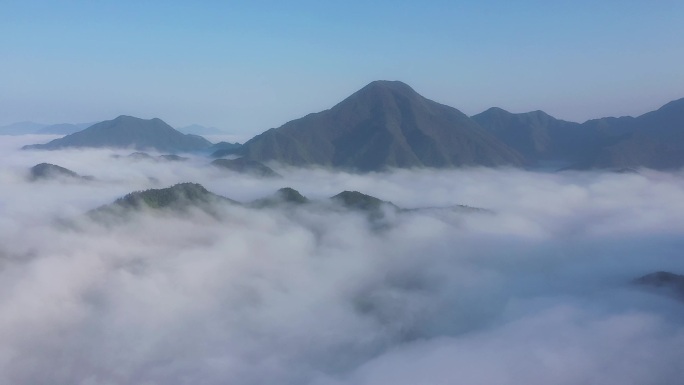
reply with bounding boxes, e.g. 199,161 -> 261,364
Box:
1,135 -> 684,385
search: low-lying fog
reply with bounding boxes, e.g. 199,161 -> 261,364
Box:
1,136 -> 683,385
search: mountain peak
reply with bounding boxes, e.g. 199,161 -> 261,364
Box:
477,107 -> 511,116
364,80 -> 415,91
352,80 -> 420,101
331,80 -> 426,114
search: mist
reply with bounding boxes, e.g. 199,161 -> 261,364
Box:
1,136 -> 684,384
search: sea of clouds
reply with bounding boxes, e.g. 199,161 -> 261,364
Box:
1,135 -> 683,385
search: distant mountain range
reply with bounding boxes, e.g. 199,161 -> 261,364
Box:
37,123 -> 94,135
0,121 -> 93,135
232,81 -> 684,171
15,80 -> 684,170
472,98 -> 684,170
0,122 -> 48,135
2,121 -> 229,136
23,115 -> 212,153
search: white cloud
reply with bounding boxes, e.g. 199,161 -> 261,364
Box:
1,138 -> 684,384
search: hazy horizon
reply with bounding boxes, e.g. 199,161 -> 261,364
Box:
2,82 -> 683,136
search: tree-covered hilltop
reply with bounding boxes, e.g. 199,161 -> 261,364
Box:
28,163 -> 92,181
330,191 -> 397,212
115,183 -> 224,209
211,157 -> 280,177
89,183 -> 237,222
251,187 -> 310,208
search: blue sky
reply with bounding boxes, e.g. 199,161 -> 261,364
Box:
1,1 -> 683,134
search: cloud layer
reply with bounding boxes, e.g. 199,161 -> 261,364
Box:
1,136 -> 684,384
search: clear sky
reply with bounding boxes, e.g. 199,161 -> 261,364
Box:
2,0 -> 683,135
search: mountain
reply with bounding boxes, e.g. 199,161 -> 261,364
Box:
329,190 -> 401,223
211,158 -> 280,177
251,187 -> 310,207
90,183 -> 235,221
114,152 -> 189,162
473,98 -> 684,170
113,183 -> 228,210
209,141 -> 242,158
236,88 -> 684,171
23,115 -> 212,153
331,191 -> 397,211
0,121 -> 47,135
634,271 -> 684,300
236,81 -> 525,171
586,98 -> 684,169
159,154 -> 189,162
471,108 -> 601,167
127,152 -> 157,161
28,163 -> 91,181
177,124 -> 228,135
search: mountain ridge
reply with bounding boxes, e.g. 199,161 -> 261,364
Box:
14,81 -> 684,171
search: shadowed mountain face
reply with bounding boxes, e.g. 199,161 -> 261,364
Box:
23,115 -> 212,153
237,81 -> 525,171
